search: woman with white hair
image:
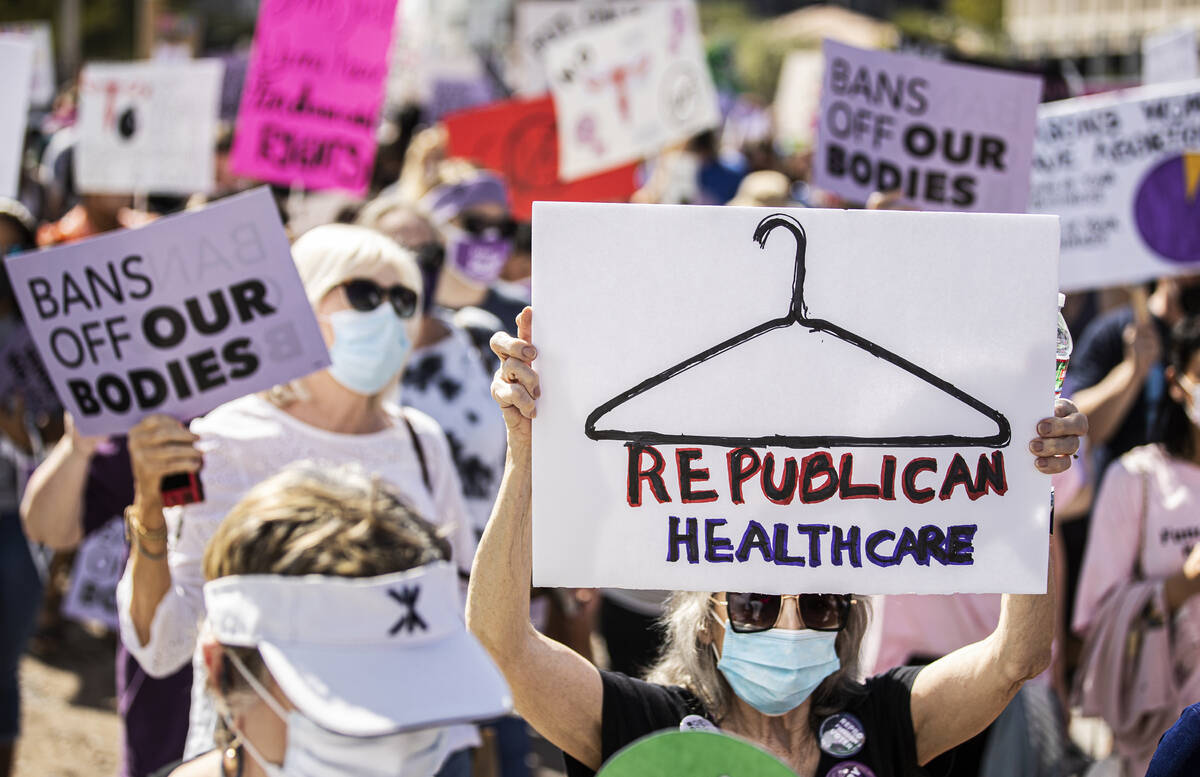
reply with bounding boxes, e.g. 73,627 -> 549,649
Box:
469,309 -> 1089,777
119,224 -> 479,775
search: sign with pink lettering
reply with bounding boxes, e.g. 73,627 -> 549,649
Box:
230,0 -> 400,197
2,188 -> 330,436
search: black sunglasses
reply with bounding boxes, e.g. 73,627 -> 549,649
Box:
341,278 -> 419,319
712,593 -> 853,634
461,213 -> 519,239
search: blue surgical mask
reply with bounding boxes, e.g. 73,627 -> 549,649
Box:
715,624 -> 841,716
326,304 -> 411,396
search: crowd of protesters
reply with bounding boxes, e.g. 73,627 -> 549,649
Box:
1,35 -> 1199,777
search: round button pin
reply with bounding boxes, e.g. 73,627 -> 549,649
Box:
826,761 -> 876,777
819,713 -> 865,758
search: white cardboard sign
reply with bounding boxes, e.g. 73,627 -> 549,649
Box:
0,38 -> 34,199
1031,81 -> 1200,292
531,202 -> 1059,595
512,1 -> 642,96
1143,27 -> 1199,85
544,0 -> 720,181
76,60 -> 223,195
774,50 -> 824,149
0,22 -> 55,107
61,516 -> 125,630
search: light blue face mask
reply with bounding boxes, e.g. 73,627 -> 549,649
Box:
326,303 -> 411,396
715,623 -> 841,717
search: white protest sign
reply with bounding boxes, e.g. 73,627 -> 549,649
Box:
1031,81 -> 1200,292
774,50 -> 823,149
544,0 -> 720,181
77,60 -> 223,195
61,516 -> 125,630
0,22 -> 55,106
813,40 -> 1042,212
532,202 -> 1059,594
0,38 -> 34,199
1143,27 -> 1199,85
3,188 -> 331,436
512,1 -> 641,96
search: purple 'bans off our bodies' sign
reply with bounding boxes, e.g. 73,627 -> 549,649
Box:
814,40 -> 1042,213
229,0 -> 399,197
2,188 -> 331,436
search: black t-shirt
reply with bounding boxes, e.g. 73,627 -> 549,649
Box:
564,667 -> 929,777
1063,306 -> 1170,487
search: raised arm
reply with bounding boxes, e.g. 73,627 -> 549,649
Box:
465,308 -> 605,770
909,400 -> 1086,765
20,414 -> 101,549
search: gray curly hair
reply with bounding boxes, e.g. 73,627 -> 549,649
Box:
645,591 -> 870,725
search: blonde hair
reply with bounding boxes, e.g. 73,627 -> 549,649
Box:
205,460 -> 451,744
645,592 -> 870,724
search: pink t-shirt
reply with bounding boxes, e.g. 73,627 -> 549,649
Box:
1071,443 -> 1200,774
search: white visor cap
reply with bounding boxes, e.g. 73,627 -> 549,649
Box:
204,561 -> 512,736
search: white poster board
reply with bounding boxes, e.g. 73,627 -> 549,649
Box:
532,202 -> 1059,594
773,50 -> 823,149
0,38 -> 34,199
0,22 -> 56,107
1031,81 -> 1200,292
544,0 -> 719,181
61,516 -> 125,630
76,60 -> 223,195
813,40 -> 1042,212
1143,27 -> 1199,85
512,1 -> 641,96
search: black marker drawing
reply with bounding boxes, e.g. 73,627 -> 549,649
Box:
584,213 -> 1011,449
387,585 -> 427,635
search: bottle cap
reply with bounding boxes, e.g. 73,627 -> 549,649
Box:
1058,292 -> 1066,308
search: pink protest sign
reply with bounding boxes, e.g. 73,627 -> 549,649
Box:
2,188 -> 331,436
229,0 -> 400,197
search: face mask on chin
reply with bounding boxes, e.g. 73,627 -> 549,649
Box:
712,616 -> 841,717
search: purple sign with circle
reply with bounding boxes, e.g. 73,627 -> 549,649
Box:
1133,153 -> 1200,264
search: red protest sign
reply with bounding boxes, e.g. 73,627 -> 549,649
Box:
443,95 -> 637,221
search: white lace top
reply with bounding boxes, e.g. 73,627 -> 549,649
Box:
115,393 -> 479,759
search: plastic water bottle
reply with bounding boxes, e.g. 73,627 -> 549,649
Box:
1056,293 -> 1073,399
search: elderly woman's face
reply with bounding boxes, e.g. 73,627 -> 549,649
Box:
315,265 -> 422,350
710,592 -> 807,656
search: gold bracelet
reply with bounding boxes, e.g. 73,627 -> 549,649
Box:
125,505 -> 168,560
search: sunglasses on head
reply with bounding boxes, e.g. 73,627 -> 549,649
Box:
712,592 -> 854,634
461,213 -> 519,239
341,278 -> 419,319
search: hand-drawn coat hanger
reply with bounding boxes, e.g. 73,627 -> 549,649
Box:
584,213 -> 1011,450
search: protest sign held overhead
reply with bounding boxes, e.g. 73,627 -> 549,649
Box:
61,517 -> 125,630
1142,27 -> 1199,85
444,95 -> 638,221
774,50 -> 824,150
1031,81 -> 1200,292
76,61 -> 223,195
512,0 -> 641,96
543,0 -> 720,181
3,188 -> 330,436
0,37 -> 33,199
532,202 -> 1059,595
0,22 -> 55,107
813,40 -> 1042,212
230,0 -> 399,197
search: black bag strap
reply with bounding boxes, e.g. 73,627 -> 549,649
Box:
401,410 -> 432,495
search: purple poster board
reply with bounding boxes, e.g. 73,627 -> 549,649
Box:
0,322 -> 61,415
3,188 -> 330,435
229,0 -> 400,197
813,40 -> 1042,213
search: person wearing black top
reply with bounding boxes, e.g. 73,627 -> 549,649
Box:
468,308 -> 1088,777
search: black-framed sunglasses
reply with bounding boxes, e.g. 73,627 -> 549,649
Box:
711,592 -> 854,634
341,278 -> 419,319
461,213 -> 519,239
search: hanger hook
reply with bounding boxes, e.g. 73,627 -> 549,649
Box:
753,213 -> 808,320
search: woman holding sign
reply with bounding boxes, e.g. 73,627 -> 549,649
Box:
117,225 -> 480,774
469,308 -> 1087,777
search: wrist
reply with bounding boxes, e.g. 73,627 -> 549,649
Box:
131,493 -> 166,524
